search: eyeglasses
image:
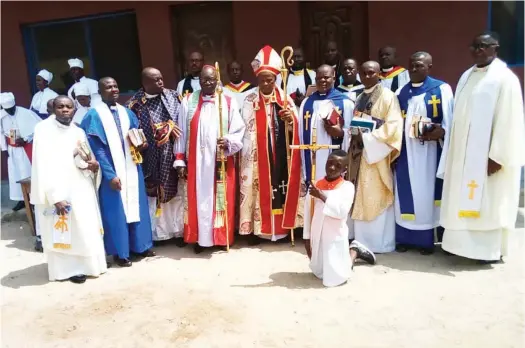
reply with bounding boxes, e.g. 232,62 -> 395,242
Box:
469,43 -> 498,50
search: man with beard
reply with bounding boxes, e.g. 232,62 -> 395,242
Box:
336,58 -> 365,102
176,51 -> 204,100
378,46 -> 410,92
276,47 -> 316,107
31,95 -> 107,283
81,77 -> 154,267
127,67 -> 184,245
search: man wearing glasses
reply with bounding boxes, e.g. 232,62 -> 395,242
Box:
440,32 -> 525,263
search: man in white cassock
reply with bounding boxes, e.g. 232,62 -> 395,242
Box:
299,64 -> 353,184
31,96 -> 107,284
276,47 -> 316,108
67,58 -> 101,105
378,46 -> 410,93
223,61 -> 255,113
30,69 -> 58,120
304,150 -> 375,287
394,52 -> 454,255
346,61 -> 403,253
0,92 -> 41,211
72,84 -> 91,125
174,65 -> 245,254
176,52 -> 204,100
440,32 -> 525,262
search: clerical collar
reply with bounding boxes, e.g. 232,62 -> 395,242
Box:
104,101 -> 117,110
411,81 -> 424,87
364,84 -> 379,93
54,119 -> 70,129
145,92 -> 159,99
381,66 -> 394,73
229,81 -> 244,87
474,65 -> 489,72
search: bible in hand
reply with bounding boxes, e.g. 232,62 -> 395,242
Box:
350,117 -> 376,134
128,129 -> 147,147
319,100 -> 343,126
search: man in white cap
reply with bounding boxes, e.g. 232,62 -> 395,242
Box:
67,58 -> 100,104
72,84 -> 91,125
0,92 -> 42,211
239,45 -> 304,244
30,69 -> 58,120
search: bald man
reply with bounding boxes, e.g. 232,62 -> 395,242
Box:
81,77 -> 155,267
177,51 -> 204,99
346,61 -> 403,253
126,67 -> 185,245
223,61 -> 255,113
440,32 -> 525,262
394,52 -> 454,255
299,64 -> 353,184
378,46 -> 410,92
174,65 -> 245,253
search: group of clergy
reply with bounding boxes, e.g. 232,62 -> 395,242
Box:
1,31 -> 523,287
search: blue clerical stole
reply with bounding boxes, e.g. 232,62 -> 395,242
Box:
302,88 -> 348,184
396,77 -> 445,219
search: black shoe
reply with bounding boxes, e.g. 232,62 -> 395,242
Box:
113,256 -> 132,267
420,247 -> 434,255
69,275 -> 87,284
34,239 -> 43,253
106,261 -> 112,269
248,235 -> 261,246
395,244 -> 409,253
350,240 -> 376,265
194,244 -> 204,254
139,249 -> 156,258
174,238 -> 187,248
12,201 -> 25,212
153,240 -> 169,247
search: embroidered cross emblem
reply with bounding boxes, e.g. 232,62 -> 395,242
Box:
54,215 -> 69,233
279,180 -> 287,195
272,187 -> 278,200
467,180 -> 479,200
427,95 -> 441,118
304,111 -> 312,131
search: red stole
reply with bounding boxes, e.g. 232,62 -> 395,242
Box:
6,137 -> 33,163
184,94 -> 235,246
254,89 -> 302,235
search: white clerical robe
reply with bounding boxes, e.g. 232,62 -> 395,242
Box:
440,61 -> 525,260
380,67 -> 410,93
0,107 -> 41,200
298,97 -> 354,181
176,77 -> 201,97
223,81 -> 254,113
394,82 -> 454,230
72,105 -> 90,125
276,69 -> 316,96
304,180 -> 354,287
30,87 -> 58,117
30,118 -> 107,281
174,93 -> 245,247
68,76 -> 101,104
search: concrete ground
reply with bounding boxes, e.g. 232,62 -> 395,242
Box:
1,183 -> 524,348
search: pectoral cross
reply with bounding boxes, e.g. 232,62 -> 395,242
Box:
467,180 -> 479,200
272,187 -> 278,200
427,95 -> 441,118
304,111 -> 312,131
54,215 -> 69,233
279,180 -> 287,195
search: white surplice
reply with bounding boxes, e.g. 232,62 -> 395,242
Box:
440,60 -> 525,260
304,180 -> 354,287
72,105 -> 90,125
298,96 -> 354,182
30,118 -> 107,281
147,180 -> 184,240
276,69 -> 316,96
30,87 -> 58,116
394,82 -> 454,230
223,81 -> 254,113
380,68 -> 410,93
0,107 -> 41,200
174,94 -> 245,247
68,76 -> 101,105
176,77 -> 201,97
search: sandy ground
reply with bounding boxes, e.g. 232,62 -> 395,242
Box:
1,209 -> 524,348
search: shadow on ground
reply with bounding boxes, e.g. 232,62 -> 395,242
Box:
1,263 -> 49,289
231,271 -> 325,290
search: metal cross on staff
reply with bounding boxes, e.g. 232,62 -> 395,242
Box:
290,123 -> 340,223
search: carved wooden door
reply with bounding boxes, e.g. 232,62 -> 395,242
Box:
300,1 -> 369,70
172,2 -> 235,82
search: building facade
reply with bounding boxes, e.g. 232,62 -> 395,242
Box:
1,1 -> 523,179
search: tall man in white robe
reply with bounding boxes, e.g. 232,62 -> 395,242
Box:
67,58 -> 101,105
31,95 -> 107,283
276,48 -> 316,107
30,69 -> 58,120
378,46 -> 410,93
346,61 -> 403,253
394,52 -> 454,255
0,92 -> 41,211
299,64 -> 353,184
174,65 -> 245,253
440,32 -> 525,262
176,51 -> 204,100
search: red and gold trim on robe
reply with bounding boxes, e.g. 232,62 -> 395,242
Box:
224,81 -> 253,93
184,93 -> 236,246
379,66 -> 406,80
315,176 -> 344,191
254,89 -> 302,235
6,136 -> 33,163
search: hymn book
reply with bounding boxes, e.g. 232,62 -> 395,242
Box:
128,129 -> 147,147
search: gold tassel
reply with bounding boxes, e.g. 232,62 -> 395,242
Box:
434,200 -> 441,207
400,213 -> 416,221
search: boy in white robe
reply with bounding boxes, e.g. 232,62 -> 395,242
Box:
304,150 -> 375,287
31,96 -> 107,283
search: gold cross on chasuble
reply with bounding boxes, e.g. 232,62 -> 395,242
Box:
304,111 -> 312,131
467,180 -> 479,200
427,95 -> 441,118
